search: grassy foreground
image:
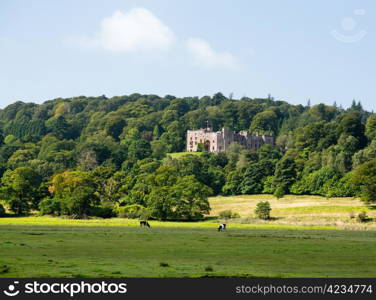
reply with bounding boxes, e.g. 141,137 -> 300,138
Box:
0,216 -> 376,278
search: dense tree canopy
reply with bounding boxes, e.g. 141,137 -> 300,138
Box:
352,159 -> 376,203
0,93 -> 374,217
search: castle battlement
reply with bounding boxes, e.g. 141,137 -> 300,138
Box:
186,128 -> 274,153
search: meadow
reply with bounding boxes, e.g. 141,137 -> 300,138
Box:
210,194 -> 376,229
167,152 -> 202,159
0,195 -> 375,278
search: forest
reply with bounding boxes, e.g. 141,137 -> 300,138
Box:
0,93 -> 375,220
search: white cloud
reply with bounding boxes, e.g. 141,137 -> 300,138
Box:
70,8 -> 241,70
80,8 -> 175,52
186,38 -> 239,70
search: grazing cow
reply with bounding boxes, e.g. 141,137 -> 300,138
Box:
218,224 -> 226,231
140,221 -> 151,228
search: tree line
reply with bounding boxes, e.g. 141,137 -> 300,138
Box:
0,93 -> 375,220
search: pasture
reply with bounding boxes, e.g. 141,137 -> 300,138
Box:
0,218 -> 376,278
0,195 -> 375,278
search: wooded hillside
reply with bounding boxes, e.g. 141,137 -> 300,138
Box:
0,93 -> 375,219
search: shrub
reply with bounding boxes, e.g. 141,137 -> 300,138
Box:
91,206 -> 116,218
255,201 -> 271,220
357,211 -> 370,223
274,186 -> 285,199
219,210 -> 232,219
218,210 -> 240,219
0,204 -> 5,217
38,197 -> 62,216
232,212 -> 240,218
117,204 -> 146,219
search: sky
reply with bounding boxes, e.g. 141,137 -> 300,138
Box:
0,0 -> 375,110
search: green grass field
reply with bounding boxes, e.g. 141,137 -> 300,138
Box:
167,152 -> 202,159
0,195 -> 375,278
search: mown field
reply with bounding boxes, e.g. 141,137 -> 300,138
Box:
0,195 -> 375,278
210,195 -> 376,229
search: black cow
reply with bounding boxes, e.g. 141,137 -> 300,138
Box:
140,221 -> 151,228
218,224 -> 226,231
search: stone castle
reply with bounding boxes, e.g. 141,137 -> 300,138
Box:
186,127 -> 274,153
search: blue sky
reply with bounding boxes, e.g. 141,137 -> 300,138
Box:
0,0 -> 375,110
